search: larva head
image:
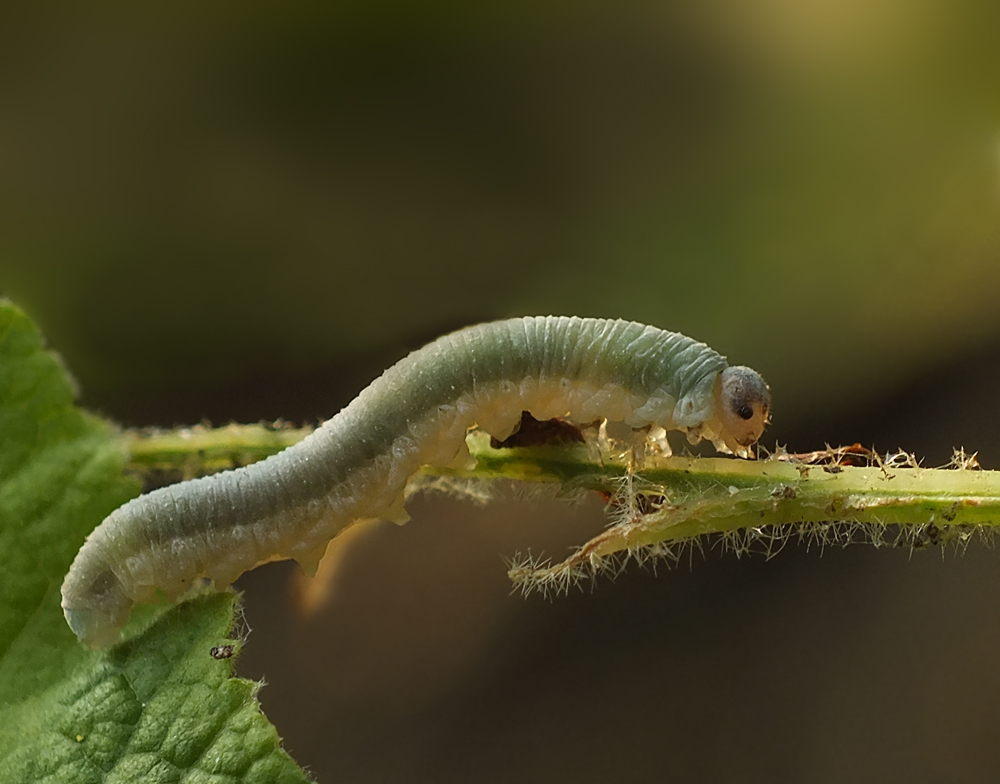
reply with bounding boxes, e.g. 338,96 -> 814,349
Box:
714,366 -> 771,453
61,561 -> 133,648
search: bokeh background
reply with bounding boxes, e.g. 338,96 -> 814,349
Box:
5,3 -> 1000,781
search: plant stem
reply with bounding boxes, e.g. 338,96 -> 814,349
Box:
120,425 -> 1000,588
123,423 -> 314,479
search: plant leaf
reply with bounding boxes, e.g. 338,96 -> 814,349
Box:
0,300 -> 310,783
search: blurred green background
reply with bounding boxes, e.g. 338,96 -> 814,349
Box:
5,2 -> 1000,782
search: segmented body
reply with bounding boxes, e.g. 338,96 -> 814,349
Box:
62,316 -> 770,647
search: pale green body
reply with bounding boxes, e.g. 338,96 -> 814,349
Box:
62,316 -> 745,647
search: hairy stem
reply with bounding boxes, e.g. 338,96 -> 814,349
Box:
122,425 -> 997,589
124,423 -> 314,479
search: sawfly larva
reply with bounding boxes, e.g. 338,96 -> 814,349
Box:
61,316 -> 770,647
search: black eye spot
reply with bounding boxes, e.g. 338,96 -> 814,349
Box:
736,404 -> 754,420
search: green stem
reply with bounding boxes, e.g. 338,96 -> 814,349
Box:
123,423 -> 314,479
120,425 -> 999,589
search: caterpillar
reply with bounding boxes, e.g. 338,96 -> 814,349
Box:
61,316 -> 770,647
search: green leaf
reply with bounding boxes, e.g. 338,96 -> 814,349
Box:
0,300 -> 310,783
